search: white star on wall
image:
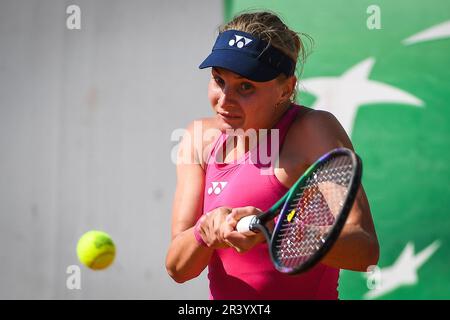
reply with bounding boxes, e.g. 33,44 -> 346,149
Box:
364,241 -> 441,299
300,58 -> 424,135
403,20 -> 450,45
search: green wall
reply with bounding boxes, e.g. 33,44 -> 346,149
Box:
225,0 -> 450,299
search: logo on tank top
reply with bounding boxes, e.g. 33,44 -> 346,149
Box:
207,181 -> 227,195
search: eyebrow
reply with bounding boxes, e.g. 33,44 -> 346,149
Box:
212,67 -> 244,79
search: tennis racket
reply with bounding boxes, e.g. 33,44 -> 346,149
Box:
236,147 -> 362,274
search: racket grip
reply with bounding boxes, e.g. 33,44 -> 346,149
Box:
236,215 -> 257,235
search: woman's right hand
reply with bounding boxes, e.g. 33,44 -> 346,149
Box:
196,207 -> 233,249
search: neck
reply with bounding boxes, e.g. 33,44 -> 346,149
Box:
269,101 -> 291,129
224,101 -> 291,155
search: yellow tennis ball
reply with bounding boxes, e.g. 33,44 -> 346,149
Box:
76,230 -> 116,270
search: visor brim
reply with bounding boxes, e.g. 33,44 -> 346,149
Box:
199,49 -> 280,82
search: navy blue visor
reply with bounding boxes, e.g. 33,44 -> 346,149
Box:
199,30 -> 296,82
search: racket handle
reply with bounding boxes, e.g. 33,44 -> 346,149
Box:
236,215 -> 257,235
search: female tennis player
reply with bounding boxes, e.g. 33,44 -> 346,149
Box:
165,11 -> 379,299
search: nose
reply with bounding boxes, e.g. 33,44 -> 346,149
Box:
218,85 -> 237,109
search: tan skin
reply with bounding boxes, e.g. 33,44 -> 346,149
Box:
166,67 -> 379,283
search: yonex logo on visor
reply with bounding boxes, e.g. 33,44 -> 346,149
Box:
228,35 -> 253,48
199,30 -> 296,82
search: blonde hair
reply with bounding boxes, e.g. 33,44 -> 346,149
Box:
220,11 -> 313,79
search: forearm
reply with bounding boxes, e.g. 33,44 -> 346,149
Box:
321,224 -> 379,271
165,226 -> 214,283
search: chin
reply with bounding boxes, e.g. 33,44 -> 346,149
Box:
218,123 -> 237,132
217,117 -> 244,131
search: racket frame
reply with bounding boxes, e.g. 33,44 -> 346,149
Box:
246,147 -> 362,274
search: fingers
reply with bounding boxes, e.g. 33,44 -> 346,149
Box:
198,206 -> 264,251
227,206 -> 263,228
222,230 -> 247,252
214,207 -> 231,242
222,207 -> 267,253
220,215 -> 234,240
199,207 -> 232,248
223,230 -> 266,253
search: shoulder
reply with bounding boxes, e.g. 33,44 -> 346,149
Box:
184,116 -> 220,138
180,116 -> 222,171
291,107 -> 341,135
285,106 -> 354,164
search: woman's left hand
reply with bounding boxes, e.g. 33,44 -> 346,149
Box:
220,206 -> 269,253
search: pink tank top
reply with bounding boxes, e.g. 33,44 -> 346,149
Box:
202,104 -> 340,300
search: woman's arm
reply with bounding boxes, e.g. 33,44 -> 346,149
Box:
321,185 -> 379,271
165,121 -> 214,283
295,110 -> 380,271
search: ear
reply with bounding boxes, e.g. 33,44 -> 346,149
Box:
280,76 -> 297,101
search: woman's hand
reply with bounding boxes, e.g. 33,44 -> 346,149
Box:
221,206 -> 270,253
196,207 -> 233,249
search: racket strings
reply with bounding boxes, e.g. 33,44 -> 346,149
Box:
273,155 -> 354,269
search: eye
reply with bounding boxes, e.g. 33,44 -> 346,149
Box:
213,76 -> 225,87
240,82 -> 254,92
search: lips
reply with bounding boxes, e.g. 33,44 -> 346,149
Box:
218,112 -> 241,119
